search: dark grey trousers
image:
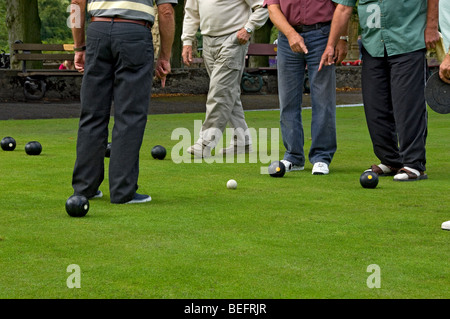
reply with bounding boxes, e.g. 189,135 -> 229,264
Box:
361,47 -> 428,172
72,21 -> 154,203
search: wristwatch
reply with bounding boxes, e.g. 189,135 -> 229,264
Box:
74,45 -> 86,52
339,36 -> 349,42
245,27 -> 253,34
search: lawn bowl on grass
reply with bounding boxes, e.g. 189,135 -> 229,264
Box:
268,161 -> 286,177
65,195 -> 90,217
360,171 -> 379,189
25,141 -> 42,156
1,136 -> 16,151
151,145 -> 167,160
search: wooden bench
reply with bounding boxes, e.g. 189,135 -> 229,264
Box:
245,43 -> 277,71
11,42 -> 81,100
242,43 -> 278,93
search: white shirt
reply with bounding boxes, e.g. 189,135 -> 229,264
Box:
181,0 -> 269,46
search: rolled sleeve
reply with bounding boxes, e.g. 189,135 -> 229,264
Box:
332,0 -> 356,6
155,0 -> 178,5
263,0 -> 279,6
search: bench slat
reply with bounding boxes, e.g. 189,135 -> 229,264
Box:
247,44 -> 277,56
11,43 -> 74,51
14,53 -> 74,61
18,70 -> 82,77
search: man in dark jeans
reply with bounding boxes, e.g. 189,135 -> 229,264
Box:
69,0 -> 177,204
320,0 -> 439,181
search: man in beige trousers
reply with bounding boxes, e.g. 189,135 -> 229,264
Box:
182,0 -> 269,157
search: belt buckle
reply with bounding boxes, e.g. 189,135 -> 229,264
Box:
294,25 -> 303,33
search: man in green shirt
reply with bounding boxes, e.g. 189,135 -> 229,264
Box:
320,0 -> 440,181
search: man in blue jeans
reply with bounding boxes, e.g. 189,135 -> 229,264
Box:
263,0 -> 348,175
69,0 -> 177,204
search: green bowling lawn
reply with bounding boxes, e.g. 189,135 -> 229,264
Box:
0,106 -> 449,299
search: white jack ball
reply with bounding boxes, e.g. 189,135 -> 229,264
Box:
227,179 -> 237,189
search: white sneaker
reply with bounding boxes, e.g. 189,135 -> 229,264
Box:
312,162 -> 329,175
187,143 -> 212,158
280,159 -> 304,172
442,221 -> 450,231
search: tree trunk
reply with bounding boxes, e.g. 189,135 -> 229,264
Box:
171,1 -> 185,68
6,0 -> 41,69
249,20 -> 273,68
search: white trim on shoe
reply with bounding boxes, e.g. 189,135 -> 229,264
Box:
393,167 -> 428,181
125,193 -> 152,204
280,160 -> 304,172
441,221 -> 450,231
219,144 -> 253,155
187,143 -> 212,158
89,190 -> 103,199
312,162 -> 329,175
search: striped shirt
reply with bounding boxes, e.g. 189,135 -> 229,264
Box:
87,0 -> 177,24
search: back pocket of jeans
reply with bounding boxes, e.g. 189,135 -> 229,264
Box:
119,40 -> 152,69
86,36 -> 101,63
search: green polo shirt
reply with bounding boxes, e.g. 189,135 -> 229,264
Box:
333,0 -> 427,57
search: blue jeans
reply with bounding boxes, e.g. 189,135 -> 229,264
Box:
277,26 -> 336,166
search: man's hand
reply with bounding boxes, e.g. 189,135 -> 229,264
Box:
74,51 -> 85,73
236,28 -> 251,45
182,45 -> 193,66
287,32 -> 308,54
155,58 -> 171,88
439,54 -> 450,84
334,39 -> 348,66
318,46 -> 335,71
425,26 -> 441,50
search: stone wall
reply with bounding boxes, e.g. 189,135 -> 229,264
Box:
0,66 -> 362,102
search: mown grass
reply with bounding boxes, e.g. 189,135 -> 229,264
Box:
0,106 -> 449,299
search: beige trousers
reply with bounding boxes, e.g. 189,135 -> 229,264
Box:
197,33 -> 252,149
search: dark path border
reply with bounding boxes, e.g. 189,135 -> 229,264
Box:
0,92 -> 363,121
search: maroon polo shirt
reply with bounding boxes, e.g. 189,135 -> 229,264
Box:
263,0 -> 336,26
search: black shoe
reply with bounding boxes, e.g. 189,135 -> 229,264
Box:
125,193 -> 152,204
88,190 -> 103,199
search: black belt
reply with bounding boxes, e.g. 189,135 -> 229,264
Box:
293,21 -> 331,33
91,17 -> 152,29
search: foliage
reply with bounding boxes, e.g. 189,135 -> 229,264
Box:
0,0 -> 7,52
270,26 -> 279,44
0,0 -> 72,52
38,0 -> 73,44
